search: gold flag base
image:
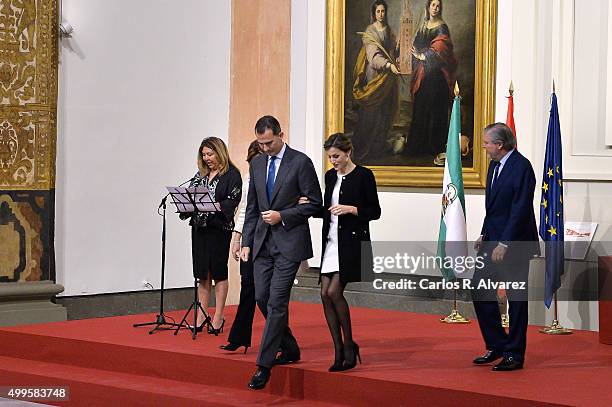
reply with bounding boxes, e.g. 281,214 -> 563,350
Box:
539,320 -> 573,335
440,308 -> 471,324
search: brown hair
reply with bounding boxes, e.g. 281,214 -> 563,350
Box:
197,137 -> 235,176
246,139 -> 261,163
370,0 -> 388,24
324,133 -> 353,153
425,0 -> 443,20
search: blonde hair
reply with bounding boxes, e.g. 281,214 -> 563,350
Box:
197,137 -> 235,176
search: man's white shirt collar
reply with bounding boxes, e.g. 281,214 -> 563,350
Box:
270,143 -> 287,161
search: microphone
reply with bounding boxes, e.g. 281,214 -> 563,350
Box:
177,175 -> 197,187
159,175 -> 197,209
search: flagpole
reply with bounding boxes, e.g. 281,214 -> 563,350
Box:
501,80 -> 514,328
439,82 -> 470,324
539,293 -> 572,334
539,78 -> 572,335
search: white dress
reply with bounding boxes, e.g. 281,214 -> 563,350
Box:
320,173 -> 343,274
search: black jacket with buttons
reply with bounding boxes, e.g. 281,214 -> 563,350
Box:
317,165 -> 381,284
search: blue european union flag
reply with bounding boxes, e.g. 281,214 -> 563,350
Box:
539,92 -> 564,308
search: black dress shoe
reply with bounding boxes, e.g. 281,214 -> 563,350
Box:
274,352 -> 301,365
473,350 -> 503,365
220,342 -> 249,354
492,356 -> 523,371
248,367 -> 270,390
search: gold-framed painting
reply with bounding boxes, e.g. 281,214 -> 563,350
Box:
325,0 -> 497,188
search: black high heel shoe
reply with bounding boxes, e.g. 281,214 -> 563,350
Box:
340,342 -> 361,371
328,358 -> 345,372
186,321 -> 206,333
207,319 -> 225,336
219,342 -> 249,354
328,349 -> 344,372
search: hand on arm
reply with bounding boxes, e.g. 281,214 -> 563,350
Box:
329,204 -> 357,216
261,210 -> 282,225
278,159 -> 323,228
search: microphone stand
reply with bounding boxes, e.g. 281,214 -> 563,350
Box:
133,177 -> 194,334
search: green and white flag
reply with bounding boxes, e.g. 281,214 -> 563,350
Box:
437,86 -> 468,280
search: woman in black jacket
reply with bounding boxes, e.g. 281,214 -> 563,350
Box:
182,137 -> 242,335
315,133 -> 381,371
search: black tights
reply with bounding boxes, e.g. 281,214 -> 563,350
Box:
320,273 -> 354,361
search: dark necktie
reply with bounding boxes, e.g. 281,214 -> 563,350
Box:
491,161 -> 501,188
266,156 -> 277,202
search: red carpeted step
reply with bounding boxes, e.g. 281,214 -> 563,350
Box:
0,329 -> 255,393
0,328 -> 564,407
0,355 -> 340,407
1,303 -> 611,406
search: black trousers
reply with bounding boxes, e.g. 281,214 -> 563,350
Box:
473,299 -> 528,362
253,236 -> 300,369
472,255 -> 530,363
227,259 -> 256,346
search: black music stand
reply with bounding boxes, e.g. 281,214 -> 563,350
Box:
168,185 -> 221,340
132,180 -> 193,334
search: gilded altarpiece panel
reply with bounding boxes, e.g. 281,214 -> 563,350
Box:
0,0 -> 58,282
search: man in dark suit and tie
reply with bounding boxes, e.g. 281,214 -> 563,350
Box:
472,122 -> 539,371
240,115 -> 322,389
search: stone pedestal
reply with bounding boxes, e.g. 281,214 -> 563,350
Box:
0,281 -> 67,327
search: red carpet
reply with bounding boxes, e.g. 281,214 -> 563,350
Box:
0,302 -> 611,406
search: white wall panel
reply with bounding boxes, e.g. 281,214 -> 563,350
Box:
56,0 -> 231,295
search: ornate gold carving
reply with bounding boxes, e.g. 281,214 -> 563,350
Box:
0,0 -> 58,190
1,114 -> 34,185
0,0 -> 37,105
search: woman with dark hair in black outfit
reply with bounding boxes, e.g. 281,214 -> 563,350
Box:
181,136 -> 242,335
303,133 -> 381,371
220,140 -> 261,353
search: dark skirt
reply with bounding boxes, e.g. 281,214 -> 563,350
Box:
191,226 -> 232,281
